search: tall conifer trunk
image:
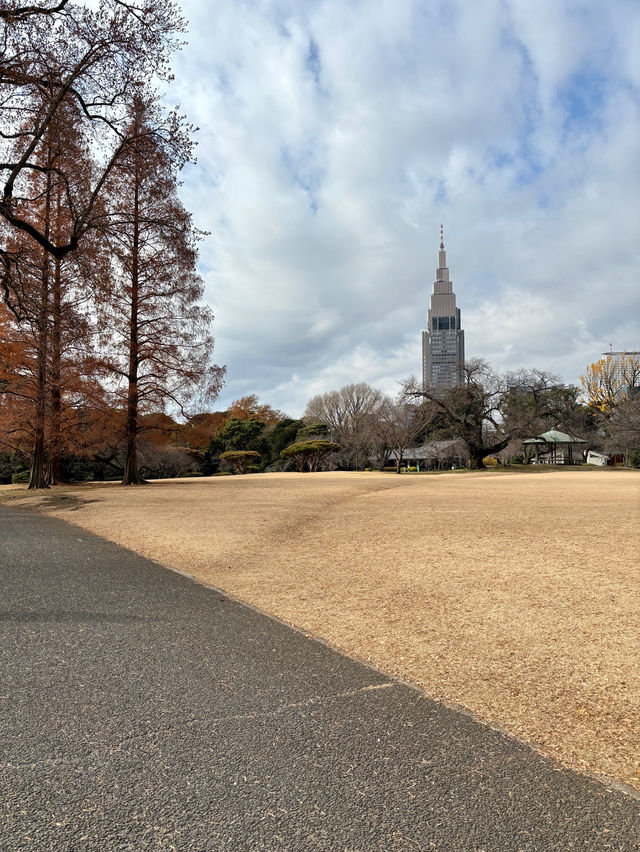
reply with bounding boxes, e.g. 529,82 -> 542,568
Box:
29,265 -> 49,487
48,170 -> 64,484
48,253 -> 63,483
122,162 -> 142,485
29,163 -> 53,489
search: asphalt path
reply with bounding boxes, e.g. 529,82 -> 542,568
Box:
1,505 -> 639,851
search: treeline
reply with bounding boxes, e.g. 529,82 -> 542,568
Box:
0,394 -> 324,482
302,366 -> 589,471
301,357 -> 639,471
3,352 -> 638,483
0,0 -> 224,486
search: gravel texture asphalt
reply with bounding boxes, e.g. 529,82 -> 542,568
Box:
1,505 -> 639,851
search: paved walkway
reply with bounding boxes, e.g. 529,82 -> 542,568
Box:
1,506 -> 639,850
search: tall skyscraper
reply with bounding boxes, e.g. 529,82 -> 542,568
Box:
422,228 -> 465,390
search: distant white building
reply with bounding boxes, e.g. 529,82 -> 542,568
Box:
601,349 -> 640,397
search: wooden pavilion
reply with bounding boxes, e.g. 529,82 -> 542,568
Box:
522,429 -> 587,465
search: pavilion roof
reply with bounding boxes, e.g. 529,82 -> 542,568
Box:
522,429 -> 587,445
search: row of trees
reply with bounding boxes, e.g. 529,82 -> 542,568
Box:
200,398 -> 338,474
0,392 -> 331,481
131,355 -> 640,475
0,1 -> 224,486
303,355 -> 640,471
4,351 -> 638,481
305,383 -> 432,471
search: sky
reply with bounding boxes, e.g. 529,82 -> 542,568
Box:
168,0 -> 640,418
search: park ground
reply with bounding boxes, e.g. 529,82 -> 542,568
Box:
1,468 -> 639,794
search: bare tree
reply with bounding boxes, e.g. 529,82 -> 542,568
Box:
137,442 -> 196,480
406,359 -> 562,469
370,394 -> 435,472
304,383 -> 385,469
605,396 -> 640,466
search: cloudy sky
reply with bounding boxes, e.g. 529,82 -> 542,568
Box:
169,0 -> 640,418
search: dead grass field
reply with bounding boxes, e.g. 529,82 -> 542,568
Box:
2,468 -> 639,792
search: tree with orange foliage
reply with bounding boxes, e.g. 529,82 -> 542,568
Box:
99,93 -> 224,485
175,412 -> 228,450
0,99 -> 104,487
226,394 -> 284,424
0,300 -> 32,464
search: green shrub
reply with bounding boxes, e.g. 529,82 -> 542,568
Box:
11,471 -> 30,484
180,471 -> 203,477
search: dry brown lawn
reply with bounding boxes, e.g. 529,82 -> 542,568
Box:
2,468 -> 639,792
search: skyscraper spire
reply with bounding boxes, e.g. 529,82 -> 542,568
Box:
422,231 -> 465,390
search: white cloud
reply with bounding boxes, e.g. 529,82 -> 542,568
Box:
168,0 -> 640,417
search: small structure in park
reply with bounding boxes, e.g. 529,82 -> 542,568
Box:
586,450 -> 611,467
390,439 -> 468,471
522,429 -> 587,465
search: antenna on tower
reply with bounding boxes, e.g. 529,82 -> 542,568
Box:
440,224 -> 444,249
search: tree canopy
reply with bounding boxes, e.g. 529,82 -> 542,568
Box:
280,440 -> 340,473
1,0 -> 186,312
405,359 -> 568,469
219,449 -> 261,475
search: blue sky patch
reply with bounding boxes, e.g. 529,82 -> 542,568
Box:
557,69 -> 607,138
306,38 -> 321,87
280,145 -> 323,214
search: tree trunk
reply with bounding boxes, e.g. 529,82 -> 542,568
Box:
467,443 -> 486,470
467,434 -> 512,470
29,429 -> 48,489
29,167 -> 53,489
29,289 -> 49,487
122,169 -> 143,486
29,329 -> 50,488
49,169 -> 65,484
122,430 -> 142,484
48,252 -> 64,484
